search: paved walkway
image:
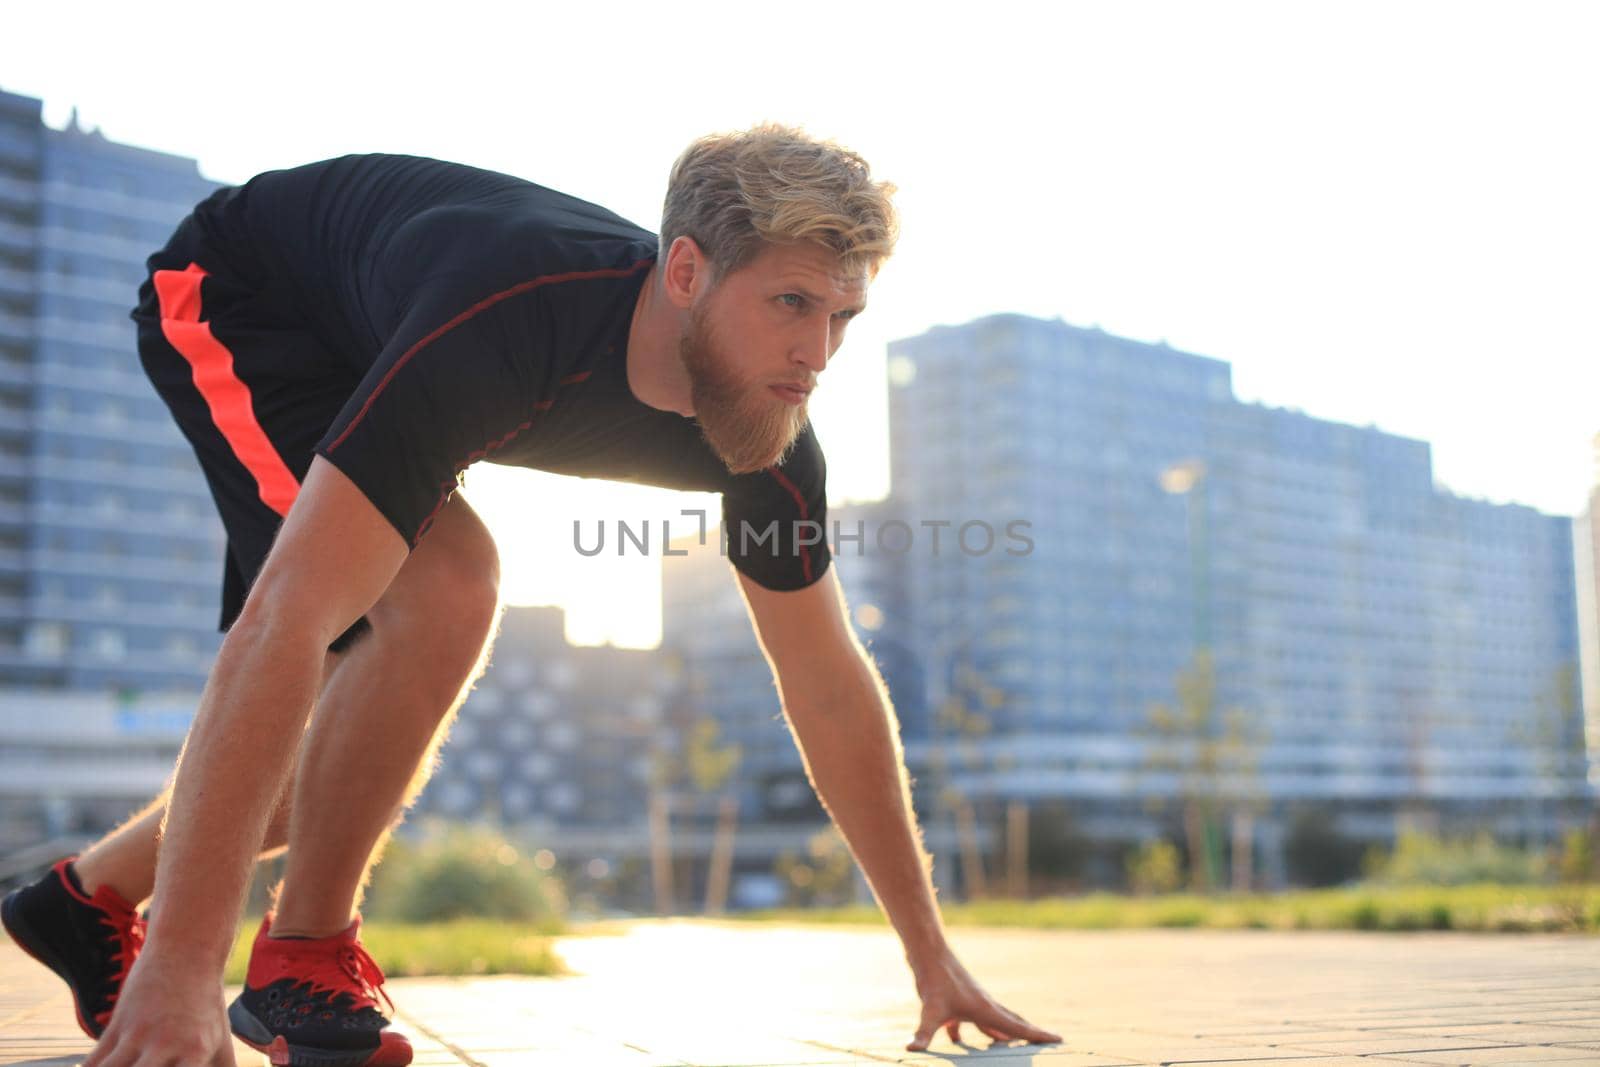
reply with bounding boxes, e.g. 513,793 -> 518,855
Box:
4,920 -> 1598,1065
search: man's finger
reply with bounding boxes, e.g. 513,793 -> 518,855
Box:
94,1045 -> 136,1067
945,1020 -> 962,1044
82,1037 -> 118,1067
1011,1020 -> 1063,1044
907,1011 -> 943,1052
995,1004 -> 1062,1044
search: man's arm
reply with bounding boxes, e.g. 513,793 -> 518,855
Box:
85,456 -> 408,1065
736,566 -> 1061,1052
734,566 -> 950,971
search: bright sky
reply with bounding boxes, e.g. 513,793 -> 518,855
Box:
5,1 -> 1596,648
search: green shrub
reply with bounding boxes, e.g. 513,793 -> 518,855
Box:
1559,825 -> 1599,883
364,823 -> 567,925
1350,898 -> 1381,929
1361,830 -> 1554,888
1152,903 -> 1206,927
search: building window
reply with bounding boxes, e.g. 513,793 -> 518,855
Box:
25,622 -> 68,658
92,629 -> 125,658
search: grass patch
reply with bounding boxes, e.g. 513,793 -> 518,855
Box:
196,883 -> 1600,984
224,917 -> 566,984
729,882 -> 1600,934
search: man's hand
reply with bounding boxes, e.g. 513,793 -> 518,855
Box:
81,953 -> 235,1067
906,949 -> 1063,1053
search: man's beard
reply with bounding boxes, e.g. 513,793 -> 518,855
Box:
680,305 -> 809,474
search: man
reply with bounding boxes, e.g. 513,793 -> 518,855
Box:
2,126 -> 1062,1065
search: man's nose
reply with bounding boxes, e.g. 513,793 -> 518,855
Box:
792,318 -> 831,374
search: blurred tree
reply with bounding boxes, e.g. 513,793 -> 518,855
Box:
922,658 -> 1007,900
773,825 -> 856,908
1558,825 -> 1599,884
1125,838 -> 1182,895
1135,651 -> 1268,893
648,712 -> 742,915
1510,662 -> 1588,850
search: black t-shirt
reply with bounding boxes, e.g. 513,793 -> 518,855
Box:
196,154 -> 830,591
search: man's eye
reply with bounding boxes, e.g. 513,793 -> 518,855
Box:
834,309 -> 858,322
779,293 -> 804,308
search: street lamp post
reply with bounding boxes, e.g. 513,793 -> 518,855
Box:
1160,458 -> 1225,890
1160,459 -> 1212,653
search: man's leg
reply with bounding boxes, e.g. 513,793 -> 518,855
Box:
270,491 -> 502,936
69,653 -> 339,908
67,790 -> 286,911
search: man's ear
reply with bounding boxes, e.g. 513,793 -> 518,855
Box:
663,235 -> 712,311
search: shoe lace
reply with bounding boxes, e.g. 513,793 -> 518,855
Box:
293,940 -> 395,1016
93,909 -> 147,1027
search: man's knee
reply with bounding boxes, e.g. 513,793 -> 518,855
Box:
431,555 -> 501,639
371,537 -> 500,648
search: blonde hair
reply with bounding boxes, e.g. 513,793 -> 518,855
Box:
661,122 -> 899,281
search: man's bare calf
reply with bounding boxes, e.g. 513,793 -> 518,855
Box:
70,488 -> 501,932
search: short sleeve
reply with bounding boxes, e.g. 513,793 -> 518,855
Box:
313,291 -> 536,548
720,420 -> 831,590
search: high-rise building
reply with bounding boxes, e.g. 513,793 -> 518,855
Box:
0,688 -> 191,860
660,312 -> 1591,889
0,88 -> 223,691
1570,433 -> 1600,795
886,314 -> 1585,853
413,606 -> 679,869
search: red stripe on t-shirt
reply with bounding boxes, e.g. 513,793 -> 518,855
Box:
326,261 -> 651,454
764,466 -> 814,585
153,263 -> 300,517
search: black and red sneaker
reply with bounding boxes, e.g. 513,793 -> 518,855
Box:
228,913 -> 412,1067
0,857 -> 146,1038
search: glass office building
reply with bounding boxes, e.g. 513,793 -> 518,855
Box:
0,88 -> 223,692
887,314 -> 1585,852
661,312 -> 1588,886
1570,433 -> 1600,795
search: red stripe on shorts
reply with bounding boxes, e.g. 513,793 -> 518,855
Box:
153,262 -> 300,517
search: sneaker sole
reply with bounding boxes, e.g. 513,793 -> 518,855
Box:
229,998 -> 413,1067
0,886 -> 103,1039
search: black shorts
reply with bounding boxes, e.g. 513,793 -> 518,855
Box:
131,207 -> 372,654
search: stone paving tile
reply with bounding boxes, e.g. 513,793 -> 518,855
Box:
1509,1014 -> 1600,1026
1383,1024 -> 1600,1045
1189,1061 -> 1468,1067
7,922 -> 1600,1065
897,1051 -> 1146,1064
0,980 -> 268,1066
1188,1026 -> 1366,1038
1281,1038 -> 1534,1056
1375,1048 -> 1600,1064
1169,1059 -> 1463,1066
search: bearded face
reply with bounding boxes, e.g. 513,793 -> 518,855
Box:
679,302 -> 810,474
